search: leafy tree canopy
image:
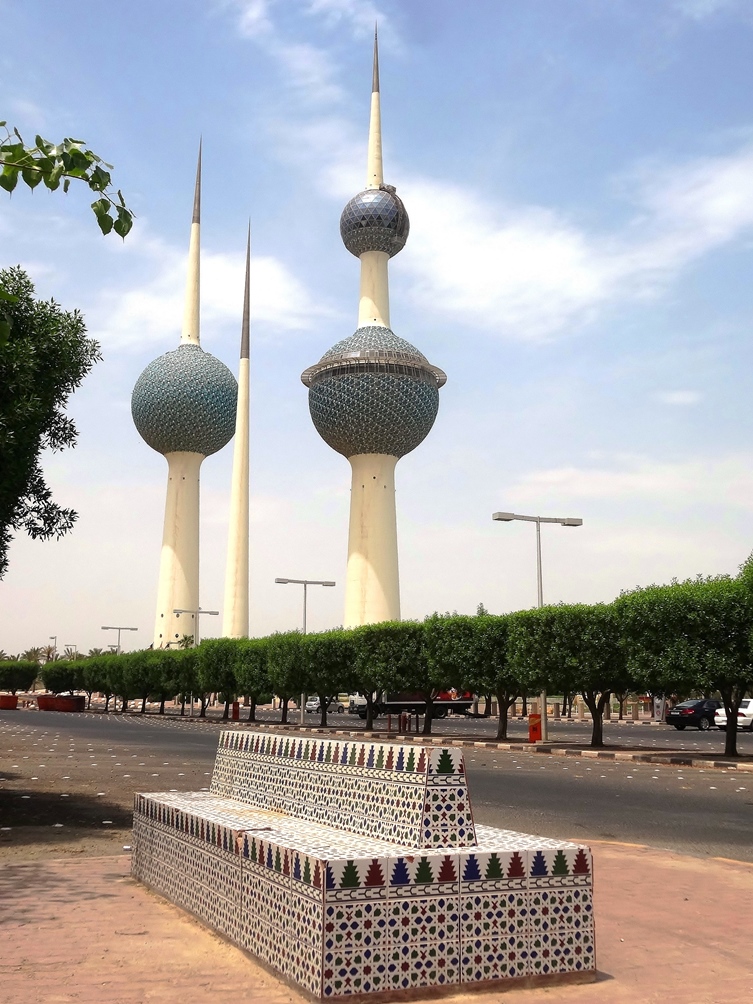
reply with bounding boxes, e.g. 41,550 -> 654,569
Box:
0,267 -> 100,577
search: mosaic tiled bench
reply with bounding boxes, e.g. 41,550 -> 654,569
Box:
132,730 -> 596,999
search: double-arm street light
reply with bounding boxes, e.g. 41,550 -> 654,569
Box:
172,608 -> 219,647
101,625 -> 138,655
492,511 -> 583,741
274,578 -> 336,635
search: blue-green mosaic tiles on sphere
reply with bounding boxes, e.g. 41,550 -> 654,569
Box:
132,344 -> 237,457
306,325 -> 441,459
340,188 -> 409,258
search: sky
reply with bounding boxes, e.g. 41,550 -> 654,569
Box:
2,0 -> 753,654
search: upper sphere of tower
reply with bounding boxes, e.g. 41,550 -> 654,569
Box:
302,325 -> 445,460
132,344 -> 237,457
340,187 -> 409,258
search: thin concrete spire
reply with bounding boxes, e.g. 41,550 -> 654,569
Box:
181,140 -> 202,345
223,223 -> 251,638
240,222 -> 250,360
366,27 -> 383,189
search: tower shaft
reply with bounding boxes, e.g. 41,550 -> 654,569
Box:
344,453 -> 400,626
358,250 -> 390,327
153,451 -> 202,647
222,229 -> 251,638
181,145 -> 202,347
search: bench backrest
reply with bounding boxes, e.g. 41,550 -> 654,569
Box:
211,730 -> 477,849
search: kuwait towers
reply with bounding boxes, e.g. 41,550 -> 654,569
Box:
132,149 -> 238,648
302,34 -> 446,627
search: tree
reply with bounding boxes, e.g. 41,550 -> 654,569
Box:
197,638 -> 238,720
425,613 -> 519,740
267,632 -> 307,724
354,621 -> 442,734
508,603 -> 631,748
173,648 -> 199,716
0,267 -> 101,577
234,638 -> 270,722
0,124 -> 133,240
300,630 -> 355,726
0,660 -> 38,694
40,659 -> 78,695
618,574 -> 753,757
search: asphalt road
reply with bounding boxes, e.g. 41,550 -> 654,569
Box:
2,709 -> 752,863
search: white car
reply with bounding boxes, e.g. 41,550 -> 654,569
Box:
305,697 -> 346,714
714,698 -> 753,731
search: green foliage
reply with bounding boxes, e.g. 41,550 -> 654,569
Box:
198,638 -> 238,700
300,630 -> 356,724
40,659 -> 78,695
618,574 -> 753,755
267,632 -> 307,701
0,123 -> 134,238
0,659 -> 38,694
0,267 -> 101,577
234,637 -> 270,700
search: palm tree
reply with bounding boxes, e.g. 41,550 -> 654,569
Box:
178,634 -> 195,650
87,647 -> 105,657
42,645 -> 57,663
21,647 -> 43,664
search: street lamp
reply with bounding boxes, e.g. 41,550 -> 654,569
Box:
275,578 -> 336,725
172,608 -> 219,647
101,625 -> 138,655
49,636 -> 57,659
492,511 -> 583,741
274,578 -> 336,635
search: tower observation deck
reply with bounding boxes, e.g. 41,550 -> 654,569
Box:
302,31 -> 445,627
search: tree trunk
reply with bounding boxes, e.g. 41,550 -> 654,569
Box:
248,696 -> 256,722
481,692 -> 492,718
521,692 -> 528,717
122,696 -> 128,713
222,698 -> 230,720
721,687 -> 742,757
86,692 -> 92,709
281,697 -> 289,724
422,696 -> 433,735
318,694 -> 328,728
104,694 -> 111,713
199,695 -> 208,718
159,697 -> 166,715
140,695 -> 147,714
365,694 -> 375,731
495,689 -> 511,741
584,691 -> 610,748
180,694 -> 186,716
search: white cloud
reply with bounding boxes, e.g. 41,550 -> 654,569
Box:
230,0 -> 275,37
507,452 -> 753,510
655,390 -> 702,405
88,229 -> 332,352
673,0 -> 740,19
306,0 -> 385,37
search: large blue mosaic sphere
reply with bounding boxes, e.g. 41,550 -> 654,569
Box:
302,325 -> 445,459
132,343 -> 237,457
340,187 -> 409,258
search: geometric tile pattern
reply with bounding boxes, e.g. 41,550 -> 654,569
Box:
303,325 -> 442,459
210,730 -> 476,848
132,731 -> 596,998
339,188 -> 409,258
132,343 -> 237,457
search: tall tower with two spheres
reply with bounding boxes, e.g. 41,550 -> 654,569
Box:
302,33 -> 446,627
131,148 -> 239,648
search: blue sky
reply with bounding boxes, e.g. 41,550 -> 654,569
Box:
3,0 -> 753,653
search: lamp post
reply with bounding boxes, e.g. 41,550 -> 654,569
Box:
275,578 -> 336,724
492,512 -> 583,741
172,608 -> 219,647
274,578 -> 336,635
49,636 -> 57,659
101,625 -> 138,655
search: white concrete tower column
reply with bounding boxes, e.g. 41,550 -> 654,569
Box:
153,148 -> 205,648
345,30 -> 400,627
222,226 -> 251,638
358,35 -> 390,329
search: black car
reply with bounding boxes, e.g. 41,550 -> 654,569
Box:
666,699 -> 723,731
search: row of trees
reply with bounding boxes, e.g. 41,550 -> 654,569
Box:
8,562 -> 752,755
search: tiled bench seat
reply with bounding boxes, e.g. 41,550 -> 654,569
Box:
132,731 -> 596,999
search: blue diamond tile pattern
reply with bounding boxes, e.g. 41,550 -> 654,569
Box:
340,188 -> 409,258
304,326 -> 442,460
132,343 -> 237,457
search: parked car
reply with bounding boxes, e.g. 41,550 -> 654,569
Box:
666,699 -> 723,731
714,699 -> 753,732
305,696 -> 346,714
